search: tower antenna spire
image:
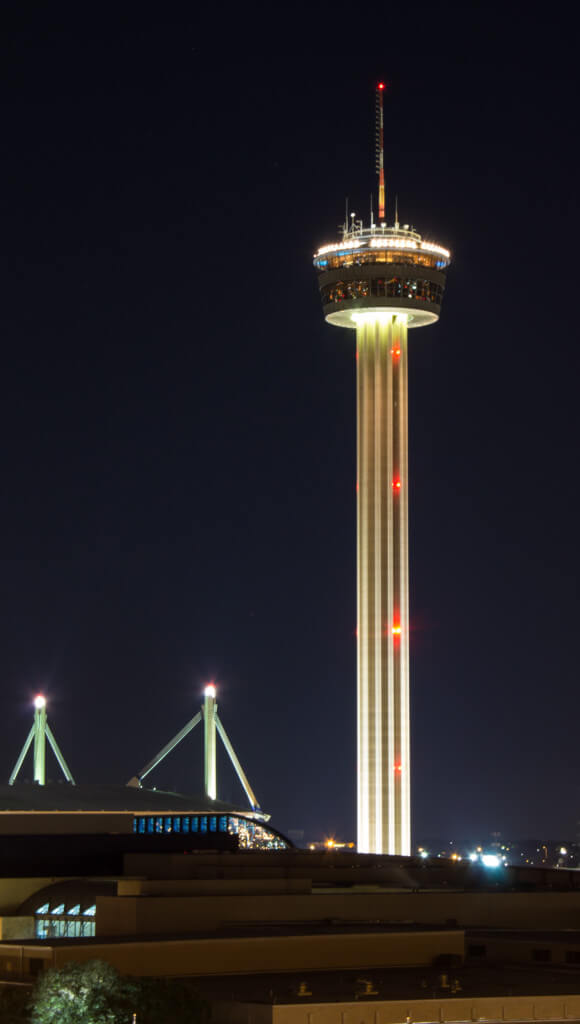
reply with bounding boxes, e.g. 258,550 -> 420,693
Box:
375,82 -> 386,222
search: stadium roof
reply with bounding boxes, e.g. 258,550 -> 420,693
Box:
0,783 -> 268,819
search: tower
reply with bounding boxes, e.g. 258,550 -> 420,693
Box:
313,84 -> 450,855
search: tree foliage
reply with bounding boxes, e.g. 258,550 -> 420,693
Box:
29,960 -> 137,1024
29,959 -> 208,1024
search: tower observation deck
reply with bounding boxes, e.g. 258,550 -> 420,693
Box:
313,85 -> 450,856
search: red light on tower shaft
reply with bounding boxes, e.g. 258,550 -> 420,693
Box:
392,624 -> 402,635
392,478 -> 401,491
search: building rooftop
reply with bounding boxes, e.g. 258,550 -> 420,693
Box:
189,964 -> 580,1004
0,782 -> 262,818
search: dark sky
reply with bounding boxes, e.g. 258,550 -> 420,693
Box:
1,7 -> 579,845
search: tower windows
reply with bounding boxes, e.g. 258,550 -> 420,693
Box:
320,278 -> 443,307
314,249 -> 446,272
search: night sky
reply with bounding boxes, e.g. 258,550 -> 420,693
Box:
1,8 -> 579,845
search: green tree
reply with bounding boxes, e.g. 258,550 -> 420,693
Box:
30,959 -> 138,1024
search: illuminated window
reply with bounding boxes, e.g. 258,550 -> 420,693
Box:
321,277 -> 443,307
317,249 -> 444,272
226,815 -> 289,851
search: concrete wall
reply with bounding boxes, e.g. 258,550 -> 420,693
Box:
0,929 -> 464,979
0,813 -> 133,835
0,877 -> 62,914
0,915 -> 35,940
469,936 -> 580,966
117,878 -> 311,897
0,944 -> 51,978
97,889 -> 580,939
216,995 -> 580,1024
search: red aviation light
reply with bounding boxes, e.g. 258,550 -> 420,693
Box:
392,624 -> 402,635
392,478 -> 401,491
391,346 -> 401,358
393,763 -> 402,773
377,82 -> 385,90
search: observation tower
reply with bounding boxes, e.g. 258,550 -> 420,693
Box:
313,83 -> 451,855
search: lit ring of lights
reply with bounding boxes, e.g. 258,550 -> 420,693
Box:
325,306 -> 439,329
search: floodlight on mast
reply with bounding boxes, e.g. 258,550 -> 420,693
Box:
127,684 -> 260,813
9,695 -> 75,786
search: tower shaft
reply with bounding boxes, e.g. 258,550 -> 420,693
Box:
356,314 -> 410,855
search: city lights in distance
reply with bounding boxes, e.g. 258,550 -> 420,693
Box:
34,695 -> 46,710
480,854 -> 501,868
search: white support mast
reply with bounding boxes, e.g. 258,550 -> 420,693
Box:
9,695 -> 75,786
128,710 -> 203,786
203,684 -> 217,800
215,714 -> 259,810
128,683 -> 261,812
